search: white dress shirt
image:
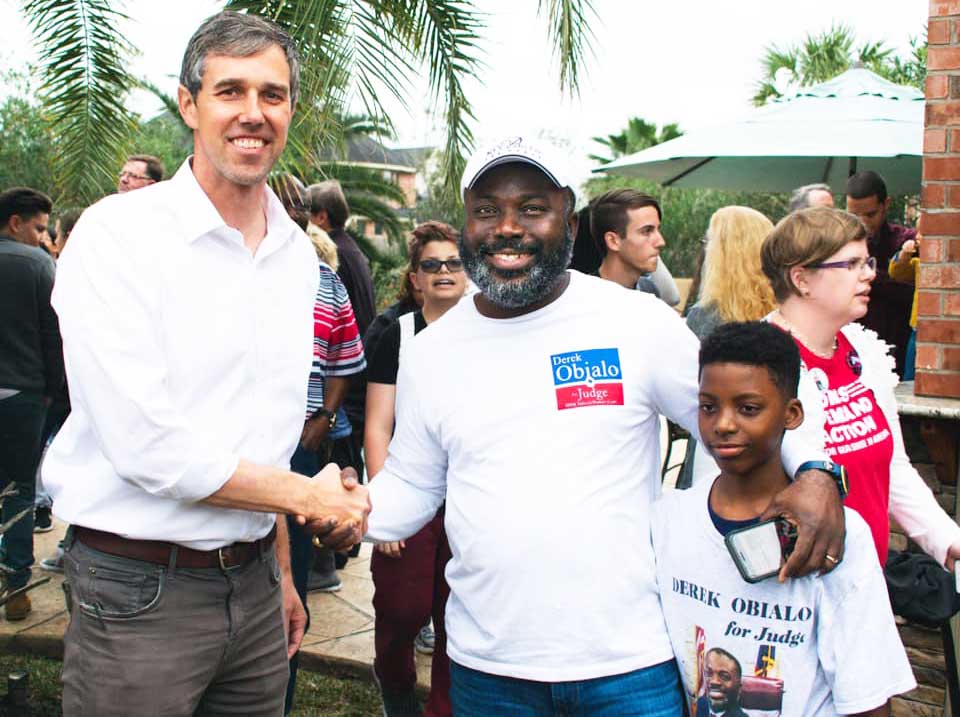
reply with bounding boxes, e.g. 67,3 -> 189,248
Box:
43,161 -> 319,549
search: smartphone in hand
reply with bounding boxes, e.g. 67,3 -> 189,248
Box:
725,518 -> 798,583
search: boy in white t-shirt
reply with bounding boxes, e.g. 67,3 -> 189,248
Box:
652,322 -> 915,716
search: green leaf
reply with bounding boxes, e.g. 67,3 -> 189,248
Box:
538,0 -> 595,96
21,0 -> 139,204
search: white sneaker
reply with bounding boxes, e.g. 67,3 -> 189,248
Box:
39,548 -> 64,574
414,623 -> 435,655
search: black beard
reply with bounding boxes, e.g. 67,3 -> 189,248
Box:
459,228 -> 575,309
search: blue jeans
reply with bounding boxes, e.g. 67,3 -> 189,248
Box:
35,396 -> 70,510
449,659 -> 682,716
0,391 -> 47,589
904,328 -> 917,381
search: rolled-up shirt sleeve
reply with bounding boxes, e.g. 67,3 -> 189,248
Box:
54,210 -> 238,502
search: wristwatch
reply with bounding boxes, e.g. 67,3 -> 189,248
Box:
312,408 -> 337,429
796,460 -> 848,499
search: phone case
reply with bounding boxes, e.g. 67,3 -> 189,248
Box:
725,519 -> 785,584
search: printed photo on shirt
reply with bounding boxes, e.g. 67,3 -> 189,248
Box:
686,626 -> 788,717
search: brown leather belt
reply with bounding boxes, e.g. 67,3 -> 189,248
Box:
74,524 -> 277,570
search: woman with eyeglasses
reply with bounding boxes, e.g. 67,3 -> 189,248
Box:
364,221 -> 467,717
761,206 -> 960,569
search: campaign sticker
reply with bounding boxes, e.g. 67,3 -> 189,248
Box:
550,348 -> 624,410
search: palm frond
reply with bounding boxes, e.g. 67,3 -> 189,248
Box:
858,40 -> 892,68
761,45 -> 798,82
752,81 -> 782,107
800,24 -> 853,84
348,194 -> 407,247
134,76 -> 182,121
538,0 -> 596,95
314,162 -> 408,207
225,0 -> 354,173
22,0 -> 138,204
400,0 -> 484,207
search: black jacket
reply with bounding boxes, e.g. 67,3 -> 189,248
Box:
0,234 -> 64,395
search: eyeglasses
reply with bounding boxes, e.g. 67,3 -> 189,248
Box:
418,258 -> 464,273
806,256 -> 877,273
118,171 -> 152,182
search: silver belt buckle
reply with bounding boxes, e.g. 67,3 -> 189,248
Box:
217,547 -> 230,571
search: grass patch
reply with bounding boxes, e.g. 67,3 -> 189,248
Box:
0,652 -> 383,716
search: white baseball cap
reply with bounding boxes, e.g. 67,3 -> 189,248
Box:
460,136 -> 576,201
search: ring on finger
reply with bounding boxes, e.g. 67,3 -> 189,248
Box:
824,553 -> 839,565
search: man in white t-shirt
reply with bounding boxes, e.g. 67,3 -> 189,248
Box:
333,136 -> 848,715
653,322 -> 914,716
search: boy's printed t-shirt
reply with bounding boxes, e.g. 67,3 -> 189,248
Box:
793,331 -> 895,562
652,479 -> 915,716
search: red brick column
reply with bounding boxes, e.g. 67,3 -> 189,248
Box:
918,1 -> 960,399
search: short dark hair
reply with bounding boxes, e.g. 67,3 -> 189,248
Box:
408,221 -> 459,270
127,154 -> 165,182
846,170 -> 887,204
180,11 -> 300,106
699,321 -> 801,398
705,647 -> 743,679
268,173 -> 308,230
307,180 -> 350,229
0,187 -> 53,229
57,207 -> 84,240
589,189 -> 662,258
397,221 -> 460,305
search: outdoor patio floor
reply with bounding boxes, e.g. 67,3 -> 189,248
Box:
0,526 -> 435,690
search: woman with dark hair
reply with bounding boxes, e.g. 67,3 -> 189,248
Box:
762,207 -> 960,568
365,221 -> 467,717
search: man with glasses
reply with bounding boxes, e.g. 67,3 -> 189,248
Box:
117,154 -> 165,193
845,170 -> 914,375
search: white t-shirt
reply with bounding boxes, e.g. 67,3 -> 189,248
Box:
367,271 -> 826,681
651,479 -> 915,716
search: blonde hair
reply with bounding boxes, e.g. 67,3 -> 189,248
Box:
307,222 -> 339,271
761,207 -> 866,303
699,206 -> 777,323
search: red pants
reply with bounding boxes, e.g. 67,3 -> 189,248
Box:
371,509 -> 452,717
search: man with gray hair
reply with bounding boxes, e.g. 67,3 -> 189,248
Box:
788,183 -> 834,212
44,12 -> 369,715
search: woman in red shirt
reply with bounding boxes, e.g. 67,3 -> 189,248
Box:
760,207 -> 960,568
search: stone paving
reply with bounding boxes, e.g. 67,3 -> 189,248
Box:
0,425 -> 681,691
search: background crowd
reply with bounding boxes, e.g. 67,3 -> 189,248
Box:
0,9 -> 935,715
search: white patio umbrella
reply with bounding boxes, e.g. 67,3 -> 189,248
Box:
598,68 -> 923,195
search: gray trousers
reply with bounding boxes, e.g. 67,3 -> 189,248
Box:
61,531 -> 289,716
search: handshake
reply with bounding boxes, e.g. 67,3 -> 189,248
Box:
296,463 -> 371,550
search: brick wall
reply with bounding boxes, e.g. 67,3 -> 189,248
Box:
918,0 -> 960,399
